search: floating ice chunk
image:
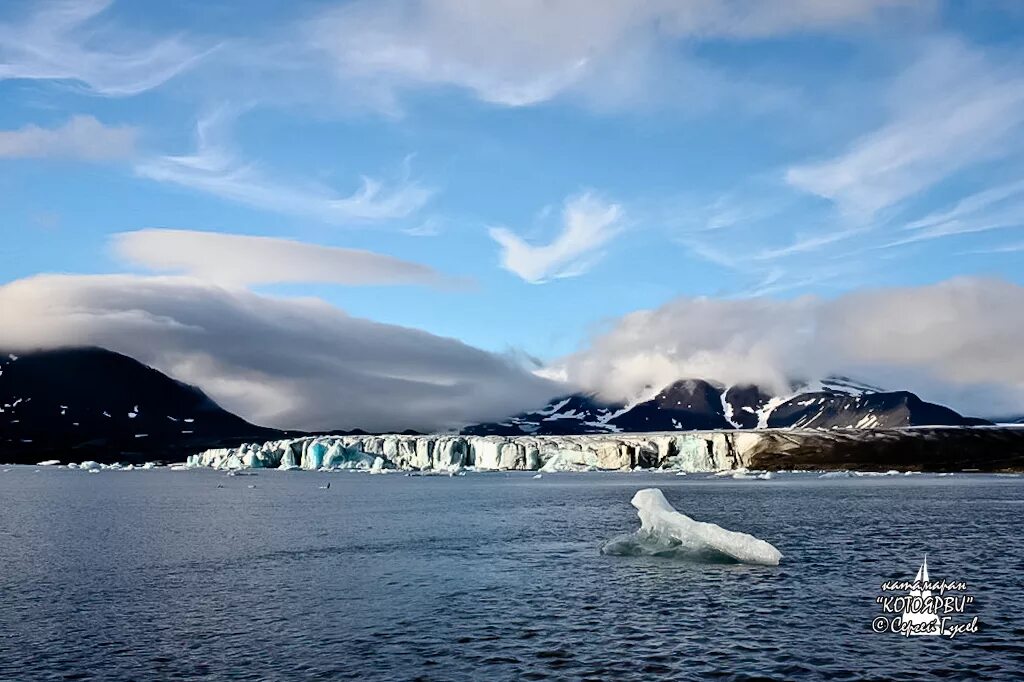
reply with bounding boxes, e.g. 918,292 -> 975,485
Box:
532,473 -> 543,479
79,461 -> 102,471
601,488 -> 782,566
818,471 -> 853,479
37,460 -> 60,466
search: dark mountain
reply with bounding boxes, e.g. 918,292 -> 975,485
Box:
722,384 -> 774,429
462,394 -> 624,436
0,347 -> 285,464
462,377 -> 990,435
607,379 -> 732,431
766,391 -> 989,429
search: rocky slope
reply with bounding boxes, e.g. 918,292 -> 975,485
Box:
0,348 -> 284,464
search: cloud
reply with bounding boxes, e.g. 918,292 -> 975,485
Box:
135,109 -> 433,222
112,229 -> 468,289
0,115 -> 137,160
0,0 -> 208,95
0,274 -> 558,431
489,193 -> 624,283
557,277 -> 1024,418
786,39 -> 1024,217
308,0 -> 914,107
882,179 -> 1024,248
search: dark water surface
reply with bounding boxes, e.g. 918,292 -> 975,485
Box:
1,469 -> 1022,681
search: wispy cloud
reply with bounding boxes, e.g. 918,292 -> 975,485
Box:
0,0 -> 209,96
308,0 -> 916,108
786,39 -> 1024,217
489,192 -> 624,283
134,109 -> 434,223
0,115 -> 137,160
112,229 -> 468,289
880,178 -> 1024,248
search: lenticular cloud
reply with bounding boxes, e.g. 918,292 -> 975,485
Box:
0,274 -> 559,432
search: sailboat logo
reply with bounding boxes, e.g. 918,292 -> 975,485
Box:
872,557 -> 978,638
901,555 -> 942,636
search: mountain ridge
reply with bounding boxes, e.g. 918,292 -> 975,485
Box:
0,347 -> 995,464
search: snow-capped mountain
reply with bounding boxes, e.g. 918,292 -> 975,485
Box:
0,348 -> 994,464
461,377 -> 988,436
0,347 -> 284,464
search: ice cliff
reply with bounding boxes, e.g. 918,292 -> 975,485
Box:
601,488 -> 783,566
187,432 -> 743,472
187,427 -> 1024,473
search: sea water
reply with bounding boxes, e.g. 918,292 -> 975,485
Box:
0,469 -> 1021,680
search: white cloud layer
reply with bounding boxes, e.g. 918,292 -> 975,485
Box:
135,110 -> 432,222
112,229 -> 466,289
309,0 -> 914,107
558,277 -> 1024,419
490,193 -> 624,283
0,0 -> 207,95
0,115 -> 137,160
0,274 -> 558,431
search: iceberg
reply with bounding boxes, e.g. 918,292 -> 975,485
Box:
601,488 -> 783,566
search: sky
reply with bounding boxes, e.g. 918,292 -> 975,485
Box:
2,0 -> 1024,428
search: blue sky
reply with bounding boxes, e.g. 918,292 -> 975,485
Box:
2,1 -> 1024,428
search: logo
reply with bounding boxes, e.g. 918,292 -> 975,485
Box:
871,556 -> 979,638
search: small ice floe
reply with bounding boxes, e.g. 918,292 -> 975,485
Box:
818,471 -> 853,479
601,488 -> 782,566
532,473 -> 543,479
36,460 -> 60,466
87,469 -> 100,474
674,471 -> 687,476
247,484 -> 256,489
731,471 -> 773,480
318,482 -> 331,490
79,461 -> 103,471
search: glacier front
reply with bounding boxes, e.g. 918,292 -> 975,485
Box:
184,427 -> 1024,473
601,488 -> 783,566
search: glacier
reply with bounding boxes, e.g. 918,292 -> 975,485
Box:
601,488 -> 783,566
183,427 -> 1020,474
186,432 -> 742,473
